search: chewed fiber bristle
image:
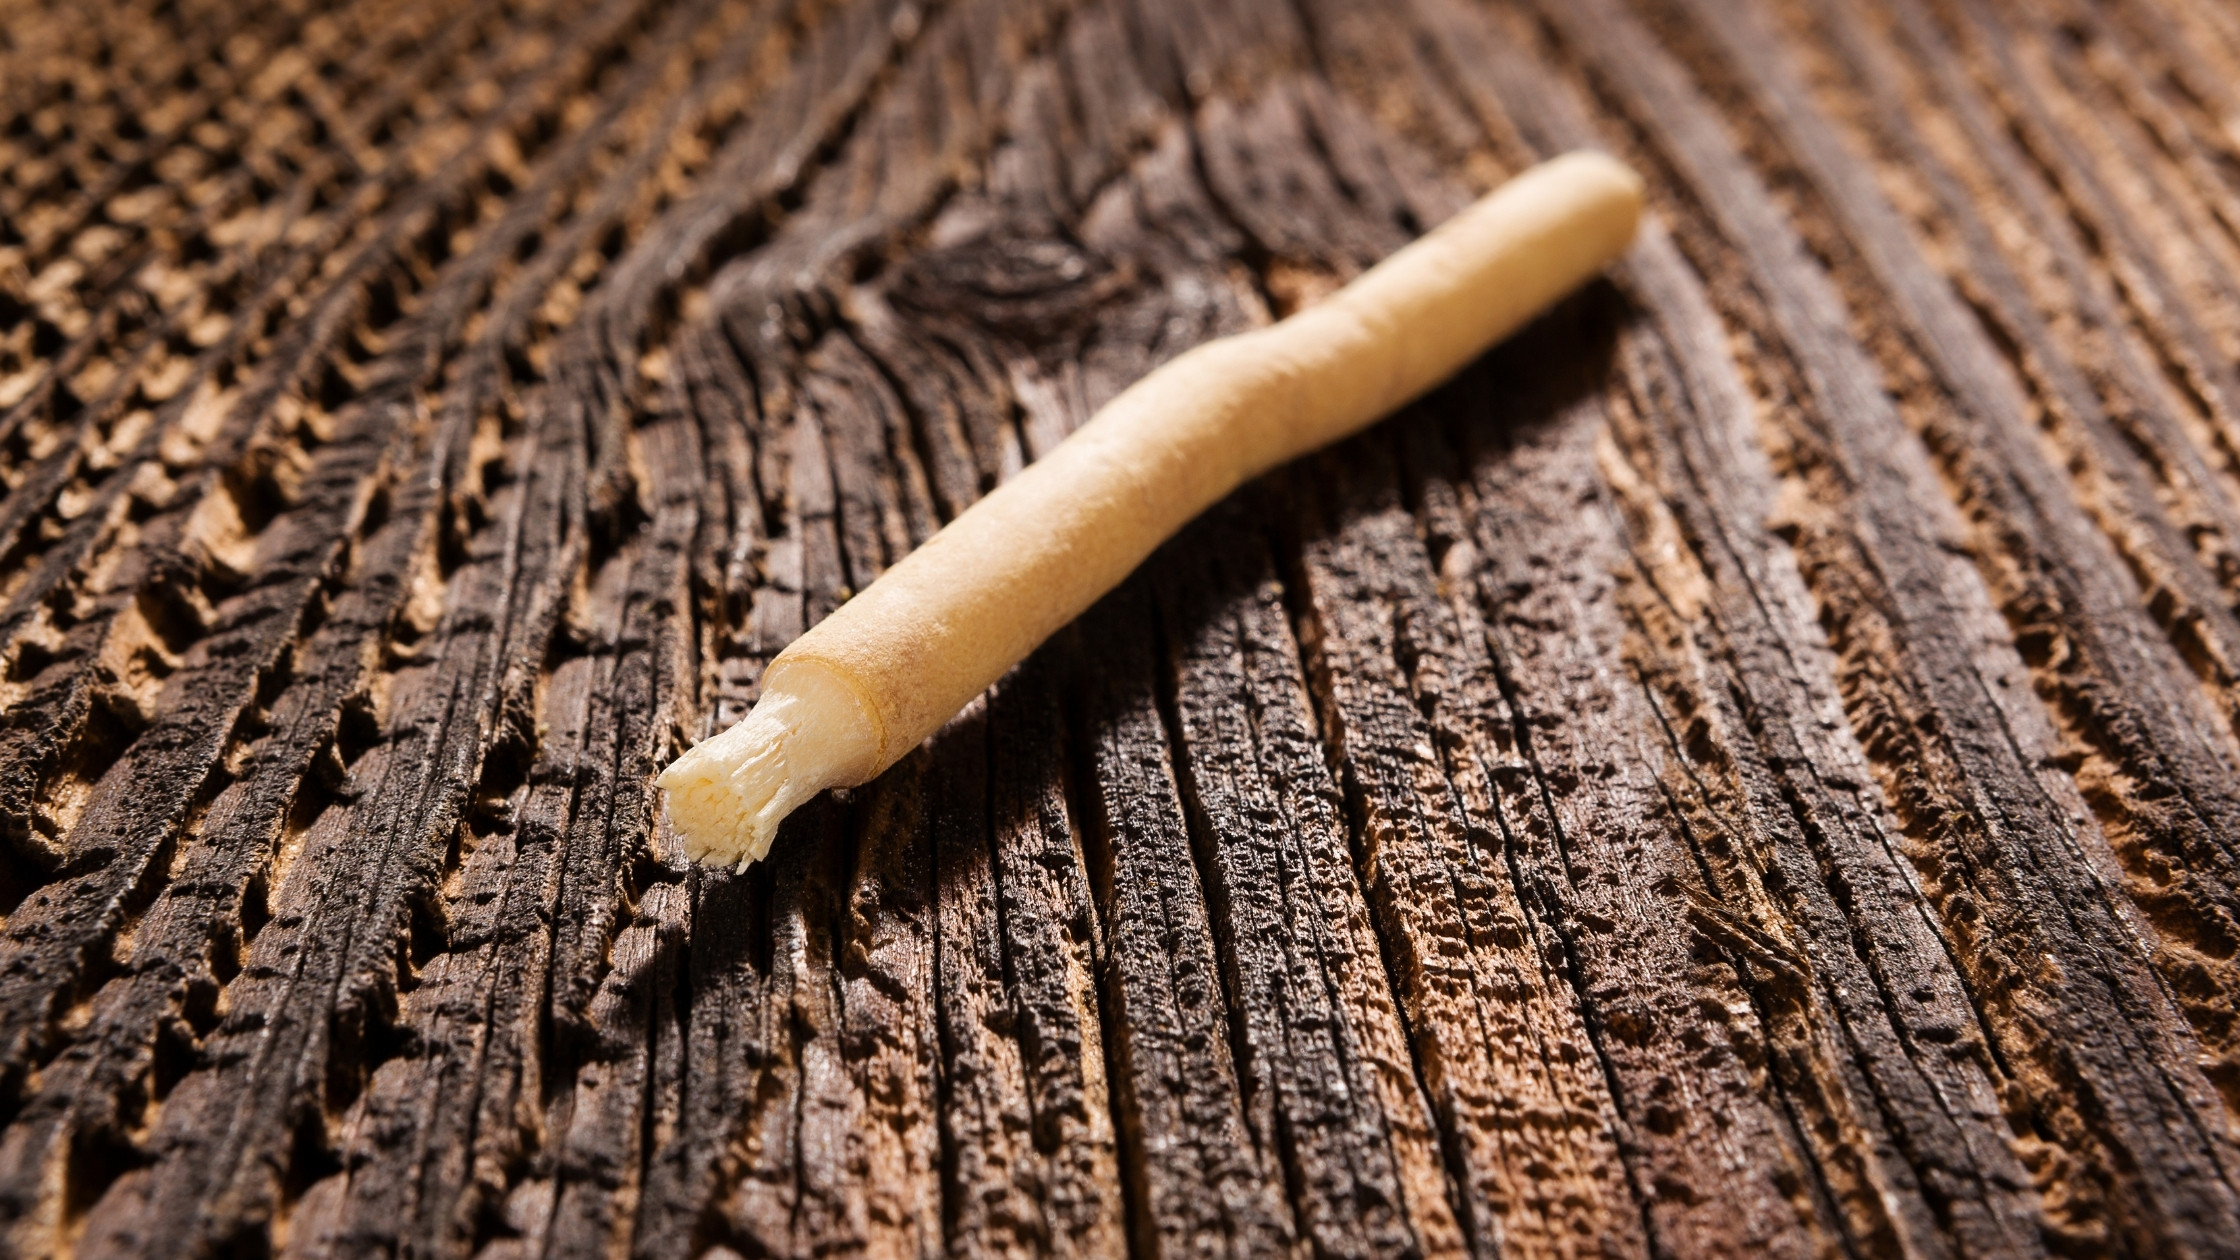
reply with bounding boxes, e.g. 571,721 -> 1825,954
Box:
657,697 -> 820,868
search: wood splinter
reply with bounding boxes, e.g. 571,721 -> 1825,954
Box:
660,150 -> 1646,868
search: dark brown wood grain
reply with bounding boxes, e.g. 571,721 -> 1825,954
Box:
4,0 -> 2240,1254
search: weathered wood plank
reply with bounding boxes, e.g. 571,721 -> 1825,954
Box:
4,0 -> 2240,1254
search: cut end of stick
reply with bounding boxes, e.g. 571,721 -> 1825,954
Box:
657,661 -> 880,869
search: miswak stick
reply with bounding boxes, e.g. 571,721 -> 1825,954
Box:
661,150 -> 1645,868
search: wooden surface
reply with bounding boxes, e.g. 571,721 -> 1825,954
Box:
5,0 -> 2240,1254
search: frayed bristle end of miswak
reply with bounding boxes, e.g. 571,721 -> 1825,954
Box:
659,660 -> 882,869
657,695 -> 825,870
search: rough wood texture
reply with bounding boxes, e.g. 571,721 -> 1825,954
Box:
5,0 -> 2240,1254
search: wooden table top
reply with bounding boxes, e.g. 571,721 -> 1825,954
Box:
3,0 -> 2239,1254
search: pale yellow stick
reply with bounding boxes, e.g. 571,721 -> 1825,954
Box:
662,150 -> 1645,868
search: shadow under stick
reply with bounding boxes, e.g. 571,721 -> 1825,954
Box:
660,149 -> 1646,868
